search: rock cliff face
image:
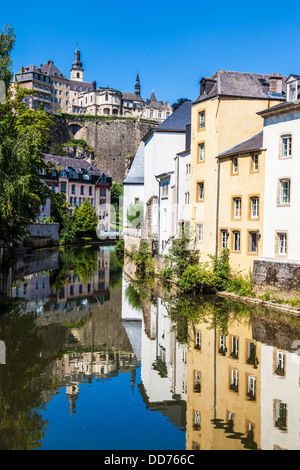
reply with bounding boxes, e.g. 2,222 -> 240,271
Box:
48,115 -> 156,182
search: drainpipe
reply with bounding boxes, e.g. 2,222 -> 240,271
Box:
155,176 -> 161,253
215,156 -> 220,259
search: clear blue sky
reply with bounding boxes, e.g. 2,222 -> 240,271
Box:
2,0 -> 300,105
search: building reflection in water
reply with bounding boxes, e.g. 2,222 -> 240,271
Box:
185,305 -> 300,450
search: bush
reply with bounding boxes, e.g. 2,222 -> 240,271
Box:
179,264 -> 217,293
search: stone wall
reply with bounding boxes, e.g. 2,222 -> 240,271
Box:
23,223 -> 60,249
253,258 -> 300,289
48,115 -> 157,183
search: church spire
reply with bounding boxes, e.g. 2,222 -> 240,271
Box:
135,72 -> 141,96
70,45 -> 84,82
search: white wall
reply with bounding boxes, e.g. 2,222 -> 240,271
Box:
263,111 -> 300,260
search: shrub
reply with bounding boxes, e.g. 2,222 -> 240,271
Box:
179,264 -> 217,293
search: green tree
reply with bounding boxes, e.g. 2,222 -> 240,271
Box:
73,199 -> 98,236
0,24 -> 16,91
0,86 -> 53,243
171,98 -> 190,112
111,182 -> 123,228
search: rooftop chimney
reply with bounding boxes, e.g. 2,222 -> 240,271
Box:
269,73 -> 283,95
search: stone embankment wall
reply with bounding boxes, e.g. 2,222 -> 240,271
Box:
48,115 -> 157,183
23,223 -> 60,249
253,258 -> 300,289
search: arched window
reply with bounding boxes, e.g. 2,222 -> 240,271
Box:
77,72 -> 80,78
105,93 -> 108,101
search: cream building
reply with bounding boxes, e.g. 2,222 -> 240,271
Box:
190,71 -> 287,272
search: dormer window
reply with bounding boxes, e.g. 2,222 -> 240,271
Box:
287,76 -> 300,101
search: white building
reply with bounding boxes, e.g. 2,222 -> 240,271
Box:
142,101 -> 192,254
259,74 -> 300,262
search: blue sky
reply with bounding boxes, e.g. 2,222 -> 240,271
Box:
2,0 -> 300,105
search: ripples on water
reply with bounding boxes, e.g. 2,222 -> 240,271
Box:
0,245 -> 300,450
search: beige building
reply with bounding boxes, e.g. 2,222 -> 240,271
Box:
186,315 -> 261,450
13,48 -> 172,122
190,71 -> 287,273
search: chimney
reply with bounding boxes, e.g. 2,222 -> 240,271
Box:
92,80 -> 97,90
269,73 -> 283,95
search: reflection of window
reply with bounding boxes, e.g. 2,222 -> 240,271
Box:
247,376 -> 256,400
230,369 -> 238,392
275,402 -> 287,431
219,334 -> 226,355
194,371 -> 201,393
195,331 -> 201,350
275,351 -> 285,376
231,336 -> 239,358
247,342 -> 256,365
194,411 -> 201,430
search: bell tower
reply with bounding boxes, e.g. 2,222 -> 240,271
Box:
71,46 -> 84,82
135,72 -> 141,96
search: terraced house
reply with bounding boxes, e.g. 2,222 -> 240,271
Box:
190,71 -> 287,273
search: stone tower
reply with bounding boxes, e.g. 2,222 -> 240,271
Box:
71,46 -> 84,82
135,73 -> 141,96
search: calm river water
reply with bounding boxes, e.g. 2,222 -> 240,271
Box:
0,244 -> 300,450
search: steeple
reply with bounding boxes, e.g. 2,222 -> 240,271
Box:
135,72 -> 141,96
71,45 -> 84,82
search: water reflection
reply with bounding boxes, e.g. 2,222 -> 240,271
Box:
0,246 -> 300,449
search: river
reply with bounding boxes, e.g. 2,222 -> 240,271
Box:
0,244 -> 299,450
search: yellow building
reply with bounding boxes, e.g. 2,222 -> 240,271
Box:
190,71 -> 286,272
186,314 -> 261,450
217,132 -> 265,273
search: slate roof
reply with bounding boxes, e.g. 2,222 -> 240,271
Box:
40,61 -> 68,80
257,98 -> 300,117
157,100 -> 192,131
218,131 -> 263,158
194,71 -> 287,104
43,154 -> 102,176
69,80 -> 93,91
122,92 -> 145,103
123,142 -> 145,185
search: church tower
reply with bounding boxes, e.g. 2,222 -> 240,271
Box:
71,46 -> 84,82
135,73 -> 141,96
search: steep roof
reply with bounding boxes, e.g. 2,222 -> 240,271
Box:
40,61 -> 68,80
43,154 -> 102,176
157,100 -> 192,131
218,131 -> 263,158
123,142 -> 145,185
122,92 -> 145,103
194,70 -> 287,104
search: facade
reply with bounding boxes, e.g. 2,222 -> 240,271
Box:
258,78 -> 300,263
142,101 -> 192,254
13,48 -> 172,122
189,71 -> 287,271
41,154 -> 112,231
216,132 -> 265,273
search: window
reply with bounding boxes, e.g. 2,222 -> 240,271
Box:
60,182 -> 66,193
195,331 -> 201,350
89,187 -> 93,196
185,192 -> 190,204
252,154 -> 259,171
194,411 -> 201,430
194,371 -> 201,393
186,163 -> 191,174
281,135 -> 292,158
221,229 -> 229,249
247,376 -> 256,400
51,183 -> 55,191
247,341 -> 256,365
198,142 -> 205,162
232,157 -> 238,174
275,402 -> 287,431
279,179 -> 290,204
233,231 -> 240,252
197,223 -> 203,242
230,369 -> 238,392
199,111 -> 205,129
249,231 -> 258,253
161,181 -> 169,198
80,185 -> 84,195
277,232 -> 287,256
231,336 -> 238,358
197,182 -> 204,201
233,197 -> 241,218
275,351 -> 285,376
219,334 -> 226,355
250,197 -> 259,219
